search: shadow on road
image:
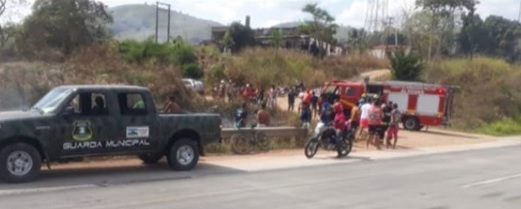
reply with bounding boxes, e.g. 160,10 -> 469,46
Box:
0,161 -> 245,191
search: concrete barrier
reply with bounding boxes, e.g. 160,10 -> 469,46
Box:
221,126 -> 309,139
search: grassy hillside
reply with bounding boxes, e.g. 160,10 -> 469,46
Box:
110,4 -> 223,44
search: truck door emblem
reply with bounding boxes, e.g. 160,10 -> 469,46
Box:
72,120 -> 93,141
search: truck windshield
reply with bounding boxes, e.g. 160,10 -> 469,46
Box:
32,88 -> 74,114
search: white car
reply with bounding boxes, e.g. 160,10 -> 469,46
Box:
182,79 -> 204,95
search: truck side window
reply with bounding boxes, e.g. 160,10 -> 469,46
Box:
118,93 -> 148,116
91,93 -> 109,115
64,92 -> 109,116
345,88 -> 356,96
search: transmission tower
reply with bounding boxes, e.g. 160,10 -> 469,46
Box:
518,0 -> 521,22
364,0 -> 389,33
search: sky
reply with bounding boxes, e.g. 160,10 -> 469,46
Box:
7,0 -> 521,28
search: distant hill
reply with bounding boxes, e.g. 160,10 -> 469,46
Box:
110,4 -> 223,44
272,22 -> 353,44
110,5 -> 354,45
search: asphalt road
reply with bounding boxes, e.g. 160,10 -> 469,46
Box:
2,145 -> 521,209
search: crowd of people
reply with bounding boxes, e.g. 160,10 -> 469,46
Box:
312,95 -> 402,150
211,79 -> 403,150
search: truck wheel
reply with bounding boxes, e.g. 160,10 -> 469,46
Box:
403,117 -> 420,131
138,153 -> 163,165
0,143 -> 42,183
167,138 -> 199,171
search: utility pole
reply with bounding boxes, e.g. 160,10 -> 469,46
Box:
518,0 -> 521,22
155,1 -> 172,43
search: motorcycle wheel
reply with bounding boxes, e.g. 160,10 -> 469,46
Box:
304,137 -> 319,159
341,136 -> 353,157
337,137 -> 352,158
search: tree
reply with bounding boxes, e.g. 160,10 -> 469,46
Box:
389,50 -> 423,81
346,28 -> 369,54
402,11 -> 439,59
227,22 -> 255,52
0,0 -> 27,47
19,0 -> 113,56
458,14 -> 486,59
270,28 -> 283,48
299,3 -> 338,58
415,0 -> 478,61
482,16 -> 521,62
220,30 -> 234,53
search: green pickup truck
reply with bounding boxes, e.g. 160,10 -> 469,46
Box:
0,85 -> 221,183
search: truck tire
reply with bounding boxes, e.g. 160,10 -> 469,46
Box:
0,143 -> 42,183
403,117 -> 420,131
138,153 -> 163,165
167,138 -> 199,171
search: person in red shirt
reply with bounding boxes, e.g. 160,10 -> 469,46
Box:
333,103 -> 347,145
366,99 -> 383,150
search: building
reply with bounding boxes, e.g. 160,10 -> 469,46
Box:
208,16 -> 344,56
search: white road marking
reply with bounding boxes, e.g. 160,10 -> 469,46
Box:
462,173 -> 521,189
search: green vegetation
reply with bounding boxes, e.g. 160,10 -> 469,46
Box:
2,0 -> 521,138
389,50 -> 423,81
116,37 -> 203,79
203,48 -> 388,90
425,57 -> 521,135
299,3 -> 338,57
18,0 -> 112,57
226,22 -> 256,52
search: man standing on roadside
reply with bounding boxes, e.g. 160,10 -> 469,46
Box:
310,91 -> 319,119
358,98 -> 372,138
287,88 -> 296,112
350,101 -> 361,133
366,99 -> 383,150
257,103 -> 271,127
381,101 -> 393,144
386,103 -> 401,149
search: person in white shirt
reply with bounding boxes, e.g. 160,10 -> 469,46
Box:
358,98 -> 373,138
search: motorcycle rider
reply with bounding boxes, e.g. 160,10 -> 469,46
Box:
320,98 -> 334,125
333,103 -> 347,146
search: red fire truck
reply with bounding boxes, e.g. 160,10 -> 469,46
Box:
321,80 -> 457,131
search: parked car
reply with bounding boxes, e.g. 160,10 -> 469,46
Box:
182,79 -> 204,95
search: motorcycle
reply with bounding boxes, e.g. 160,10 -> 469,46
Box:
304,121 -> 354,159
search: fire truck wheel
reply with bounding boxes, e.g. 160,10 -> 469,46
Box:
403,117 -> 420,131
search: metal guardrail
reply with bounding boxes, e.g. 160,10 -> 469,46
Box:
221,126 -> 309,139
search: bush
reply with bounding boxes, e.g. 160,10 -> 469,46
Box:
425,56 -> 521,132
0,45 -> 196,111
389,50 -> 423,81
199,47 -> 389,90
182,63 -> 204,79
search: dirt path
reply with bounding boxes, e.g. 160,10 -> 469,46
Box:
359,69 -> 391,80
